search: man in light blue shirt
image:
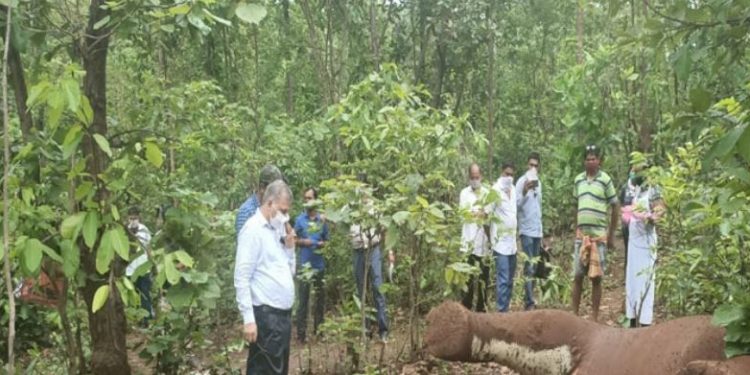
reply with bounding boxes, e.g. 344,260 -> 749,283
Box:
516,152 -> 543,310
234,180 -> 296,374
235,165 -> 284,236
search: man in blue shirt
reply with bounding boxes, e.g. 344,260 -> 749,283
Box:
294,188 -> 329,343
234,180 -> 296,375
516,152 -> 543,310
235,165 -> 284,236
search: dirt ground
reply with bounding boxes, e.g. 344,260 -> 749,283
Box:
127,237 -> 654,374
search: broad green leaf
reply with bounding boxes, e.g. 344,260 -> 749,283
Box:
23,239 -> 43,274
111,226 -> 130,261
83,211 -> 100,248
93,134 -> 112,158
26,80 -> 50,107
61,212 -> 86,241
61,78 -> 80,113
172,250 -> 194,268
111,205 -> 120,221
736,126 -> 750,164
62,125 -> 83,159
96,236 -> 115,274
169,3 -> 190,15
91,285 -> 110,313
76,96 -> 93,126
235,3 -> 267,25
61,240 -> 80,278
28,239 -> 63,263
203,9 -> 232,26
704,124 -> 747,164
166,283 -> 194,308
93,15 -> 110,30
392,211 -> 409,225
689,88 -> 712,112
712,304 -> 746,326
144,142 -> 164,168
164,255 -> 180,285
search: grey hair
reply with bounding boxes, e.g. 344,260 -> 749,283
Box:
262,180 -> 293,205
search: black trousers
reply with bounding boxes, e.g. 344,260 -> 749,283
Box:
461,254 -> 490,312
247,305 -> 292,375
296,270 -> 325,341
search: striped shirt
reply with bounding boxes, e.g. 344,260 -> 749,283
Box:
235,194 -> 260,236
574,171 -> 618,237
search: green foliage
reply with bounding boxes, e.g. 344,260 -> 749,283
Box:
713,297 -> 750,358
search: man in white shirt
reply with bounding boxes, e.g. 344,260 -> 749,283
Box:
234,180 -> 296,375
491,162 -> 518,312
125,207 -> 153,325
459,163 -> 491,312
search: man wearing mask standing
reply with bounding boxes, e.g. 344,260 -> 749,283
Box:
235,180 -> 296,374
571,145 -> 619,322
294,188 -> 330,343
516,152 -> 543,310
235,165 -> 284,237
459,163 -> 491,312
125,207 -> 154,325
491,163 -> 518,312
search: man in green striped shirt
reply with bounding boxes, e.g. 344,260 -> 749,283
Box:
571,145 -> 620,322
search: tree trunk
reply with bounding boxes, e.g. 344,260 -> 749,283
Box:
81,1 -> 130,373
299,0 -> 333,107
369,0 -> 380,70
8,42 -> 32,139
576,0 -> 585,64
486,2 -> 496,173
281,0 -> 294,115
2,5 -> 16,374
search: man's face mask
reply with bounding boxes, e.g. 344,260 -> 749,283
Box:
469,178 -> 481,190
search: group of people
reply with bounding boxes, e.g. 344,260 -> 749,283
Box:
459,145 -> 665,329
459,153 -> 543,313
233,166 -> 391,374
230,144 -> 666,374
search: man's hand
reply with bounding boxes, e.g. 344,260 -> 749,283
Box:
243,323 -> 258,343
388,250 -> 395,264
285,230 -> 297,248
523,180 -> 535,195
317,240 -> 326,248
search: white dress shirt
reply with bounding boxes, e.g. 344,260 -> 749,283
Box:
459,185 -> 490,257
491,179 -> 518,255
234,211 -> 295,324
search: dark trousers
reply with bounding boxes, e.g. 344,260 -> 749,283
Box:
353,246 -> 388,334
135,275 -> 153,323
461,254 -> 490,312
296,270 -> 325,341
246,305 -> 292,375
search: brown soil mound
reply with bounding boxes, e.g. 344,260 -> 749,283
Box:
425,302 -> 750,375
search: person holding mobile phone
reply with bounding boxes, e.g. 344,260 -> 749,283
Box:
515,152 -> 543,310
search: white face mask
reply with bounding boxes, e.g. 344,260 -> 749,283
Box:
500,176 -> 513,190
469,178 -> 481,190
271,209 -> 290,228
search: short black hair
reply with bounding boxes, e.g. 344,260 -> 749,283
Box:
584,144 -> 601,159
501,162 -> 515,171
128,206 -> 141,216
528,152 -> 540,163
304,187 -> 318,199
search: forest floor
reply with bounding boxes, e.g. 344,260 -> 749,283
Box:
126,235 -> 666,374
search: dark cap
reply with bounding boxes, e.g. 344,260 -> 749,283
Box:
258,165 -> 283,187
